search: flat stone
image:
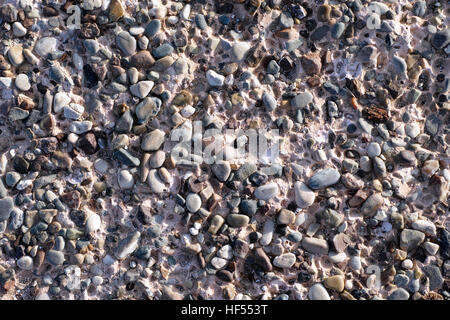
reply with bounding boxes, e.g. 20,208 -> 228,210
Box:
116,31 -> 136,56
86,213 -> 101,232
46,250 -> 65,265
211,161 -> 231,182
34,37 -> 58,57
15,74 -> 30,91
0,197 -> 14,222
302,237 -> 329,255
141,129 -> 165,151
17,256 -> 33,270
186,193 -> 201,212
152,43 -> 174,59
388,288 -> 410,300
307,168 -> 341,190
294,181 -> 315,208
115,231 -> 141,260
361,193 -> 383,216
260,220 -> 274,246
324,275 -> 345,292
273,253 -> 296,268
8,45 -> 24,66
422,265 -> 444,290
291,91 -> 313,109
227,214 -> 249,228
206,70 -> 225,87
130,81 -> 154,98
400,229 -> 425,251
254,182 -> 279,200
308,283 -> 331,300
145,19 -> 161,37
118,170 -> 134,189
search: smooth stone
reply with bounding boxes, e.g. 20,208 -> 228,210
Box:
388,288 -> 410,300
152,43 -> 174,59
291,92 -> 313,109
195,14 -> 207,30
115,231 -> 141,260
254,182 -> 279,200
141,129 -> 165,151
431,28 -> 450,49
392,56 -> 407,74
46,250 -> 65,265
260,220 -> 274,246
15,74 -> 31,91
53,92 -> 71,113
6,172 -> 21,187
307,168 -> 341,190
147,169 -> 166,193
152,56 -> 174,72
145,20 -> 161,37
186,193 -> 201,213
8,107 -> 29,121
273,253 -> 296,268
118,170 -> 134,189
310,25 -> 329,41
17,256 -> 33,270
423,242 -> 439,256
234,163 -> 257,181
308,283 -> 331,300
302,237 -> 329,255
227,214 -> 249,228
8,45 -> 24,66
114,149 -> 140,167
69,121 -> 93,134
217,245 -> 233,260
211,161 -> 231,182
0,197 -> 14,222
422,265 -> 444,290
86,213 -> 101,232
240,199 -> 258,216
361,193 -> 383,216
149,151 -> 165,168
400,229 -> 425,251
262,92 -> 277,111
136,98 -> 159,122
12,22 -> 26,37
411,220 -> 436,236
324,275 -> 345,292
211,257 -> 227,269
206,70 -> 225,87
367,142 -> 381,158
331,22 -> 345,39
294,181 -> 315,208
130,81 -> 154,98
349,256 -> 361,270
231,42 -> 250,62
373,157 -> 387,177
116,31 -> 136,56
34,37 -> 58,57
278,209 -> 295,225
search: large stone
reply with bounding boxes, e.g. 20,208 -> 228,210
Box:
400,229 -> 425,251
141,129 -> 165,151
360,193 -> 383,216
254,183 -> 279,200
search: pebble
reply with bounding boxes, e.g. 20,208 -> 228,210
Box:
115,231 -> 141,260
206,70 -> 225,87
17,256 -> 33,270
118,170 -> 134,189
273,253 -> 296,268
308,283 -> 331,300
307,168 -> 341,190
294,181 -> 315,208
15,74 -> 30,91
388,288 -> 410,300
260,220 -> 274,246
302,237 -> 329,255
86,214 -> 101,233
186,193 -> 201,213
227,214 -> 249,228
0,197 -> 14,222
116,31 -> 136,56
141,129 -> 165,151
34,37 -> 58,57
46,250 -> 65,266
254,183 -> 279,200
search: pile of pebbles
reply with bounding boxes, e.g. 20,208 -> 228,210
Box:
0,0 -> 449,300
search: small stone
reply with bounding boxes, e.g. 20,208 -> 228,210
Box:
0,197 -> 14,222
86,214 -> 101,233
239,200 -> 257,216
12,22 -> 26,37
115,231 -> 141,260
308,283 -> 331,300
186,193 -> 201,213
141,129 -> 165,151
17,256 -> 33,270
206,70 -> 225,87
130,81 -> 154,99
361,193 -> 383,216
231,42 -> 251,62
367,142 -> 381,158
254,182 -> 279,200
116,31 -> 136,56
15,74 -> 31,91
211,161 -> 231,182
260,220 -> 274,246
388,288 -> 410,300
46,250 -> 65,266
307,168 -> 341,190
302,237 -> 329,255
294,181 -> 315,208
400,229 -> 425,251
34,37 -> 58,57
262,92 -> 277,112
324,275 -> 345,292
392,56 -> 407,74
273,253 -> 296,268
227,214 -> 249,228
331,22 -> 345,39
118,170 -> 134,189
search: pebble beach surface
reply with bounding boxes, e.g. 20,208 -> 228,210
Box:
0,0 -> 449,300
